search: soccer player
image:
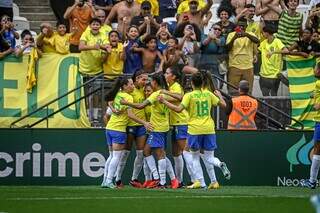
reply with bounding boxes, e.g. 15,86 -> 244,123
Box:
159,72 -> 226,189
101,76 -> 153,189
121,73 -> 179,188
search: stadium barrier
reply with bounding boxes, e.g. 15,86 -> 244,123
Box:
0,128 -> 315,186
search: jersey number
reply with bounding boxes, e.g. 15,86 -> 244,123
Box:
196,101 -> 209,117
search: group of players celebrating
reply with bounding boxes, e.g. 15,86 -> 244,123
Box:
101,66 -> 231,189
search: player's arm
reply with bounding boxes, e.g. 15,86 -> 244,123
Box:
120,99 -> 150,109
127,108 -> 154,131
161,89 -> 183,101
158,95 -> 184,112
214,90 -> 226,108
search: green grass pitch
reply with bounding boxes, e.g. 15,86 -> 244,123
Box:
0,186 -> 319,213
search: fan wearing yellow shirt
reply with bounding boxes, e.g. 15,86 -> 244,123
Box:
161,66 -> 189,187
121,73 -> 177,188
102,31 -> 125,80
136,0 -> 159,16
101,77 -> 153,189
36,23 -> 56,53
177,0 -> 206,15
54,22 -> 75,54
159,72 -> 226,189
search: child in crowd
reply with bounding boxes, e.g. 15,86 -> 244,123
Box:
0,15 -> 19,49
54,22 -> 76,54
313,31 -> 320,43
15,30 -> 42,57
156,23 -> 171,53
133,35 -> 164,73
288,28 -> 320,57
102,30 -> 127,79
37,23 -> 56,53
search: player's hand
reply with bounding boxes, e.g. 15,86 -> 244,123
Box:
160,89 -> 168,95
144,122 -> 154,132
157,95 -> 165,103
120,98 -> 129,105
214,90 -> 223,98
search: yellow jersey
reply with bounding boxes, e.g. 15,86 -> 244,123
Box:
79,30 -> 108,75
103,43 -> 124,79
246,21 -> 262,41
145,105 -> 151,122
314,80 -> 320,122
42,33 -> 56,53
147,90 -> 170,132
136,0 -> 159,16
106,91 -> 133,132
128,86 -> 146,126
177,0 -> 206,15
169,82 -> 189,125
54,33 -> 72,54
258,38 -> 285,79
181,89 -> 220,135
83,24 -> 112,43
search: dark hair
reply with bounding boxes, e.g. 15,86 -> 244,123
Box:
105,76 -> 131,101
144,35 -> 157,44
151,73 -> 168,90
262,25 -> 277,34
201,70 -> 216,92
109,30 -> 120,38
168,36 -> 178,44
191,72 -> 203,88
56,21 -> 67,27
127,25 -> 140,33
133,70 -> 147,82
167,66 -> 183,85
174,21 -> 201,42
217,5 -> 234,18
90,18 -> 102,25
21,29 -> 32,39
245,3 -> 255,8
304,27 -> 314,34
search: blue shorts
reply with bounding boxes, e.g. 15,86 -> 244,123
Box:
314,122 -> 320,142
172,125 -> 188,141
147,132 -> 167,148
127,126 -> 146,137
105,130 -> 127,146
187,133 -> 217,151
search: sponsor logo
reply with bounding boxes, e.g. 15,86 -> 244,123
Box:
286,134 -> 314,172
277,176 -> 319,187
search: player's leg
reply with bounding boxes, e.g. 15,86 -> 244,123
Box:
102,130 -> 113,187
144,133 -> 160,187
203,134 -> 219,189
213,156 -> 231,180
154,147 -> 167,188
183,146 -> 196,184
172,125 -> 187,186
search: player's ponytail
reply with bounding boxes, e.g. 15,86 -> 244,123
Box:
105,76 -> 131,101
151,73 -> 168,90
200,70 -> 216,92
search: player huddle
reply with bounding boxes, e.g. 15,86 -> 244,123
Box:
101,67 -> 231,189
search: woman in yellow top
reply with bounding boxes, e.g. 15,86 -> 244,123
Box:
161,66 -> 189,187
159,72 -> 226,189
101,76 -> 153,189
121,73 -> 178,188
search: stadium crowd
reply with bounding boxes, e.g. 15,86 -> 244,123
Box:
2,0 -> 320,189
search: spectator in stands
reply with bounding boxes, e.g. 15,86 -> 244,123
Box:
105,0 -> 140,32
36,23 -> 56,53
306,4 -> 320,33
258,25 -> 289,96
64,0 -> 95,53
226,80 -> 258,130
177,0 -> 213,30
236,4 -> 262,40
156,23 -> 171,53
78,18 -> 108,76
0,15 -> 18,49
226,18 -> 259,95
54,22 -> 76,55
200,23 -> 226,88
136,0 -> 159,17
0,0 -> 13,21
103,30 -> 126,79
175,22 -> 201,69
92,0 -> 114,15
159,0 -> 177,20
256,0 -> 281,30
132,35 -> 164,73
83,9 -> 112,42
0,34 -> 13,59
15,30 -> 42,57
313,31 -> 320,43
273,0 -> 303,47
216,6 -> 236,38
230,0 -> 250,16
130,1 -> 161,35
288,28 -> 320,57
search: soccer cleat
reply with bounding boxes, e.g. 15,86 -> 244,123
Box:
178,182 -> 185,188
101,180 -> 107,188
146,179 -> 160,189
220,162 -> 231,180
142,180 -> 153,188
310,194 -> 320,213
155,183 -> 167,189
300,179 -> 317,189
130,179 -> 143,188
102,182 -> 116,189
187,180 -> 202,189
171,178 -> 179,189
208,182 -> 220,189
116,180 -> 124,189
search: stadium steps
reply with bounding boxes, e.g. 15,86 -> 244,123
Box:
14,0 -> 56,32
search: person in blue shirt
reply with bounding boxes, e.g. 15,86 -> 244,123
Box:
0,15 -> 19,49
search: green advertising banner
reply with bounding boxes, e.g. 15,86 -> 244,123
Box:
0,129 -> 316,186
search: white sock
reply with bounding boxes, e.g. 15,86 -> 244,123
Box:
191,150 -> 206,187
174,155 -> 184,183
106,150 -> 122,184
145,155 -> 159,180
213,157 -> 222,168
102,150 -> 113,183
158,159 -> 167,185
143,158 -> 152,181
203,151 -> 217,183
183,150 -> 195,182
115,150 -> 130,182
132,150 -> 144,180
310,155 -> 320,183
166,157 -> 176,180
